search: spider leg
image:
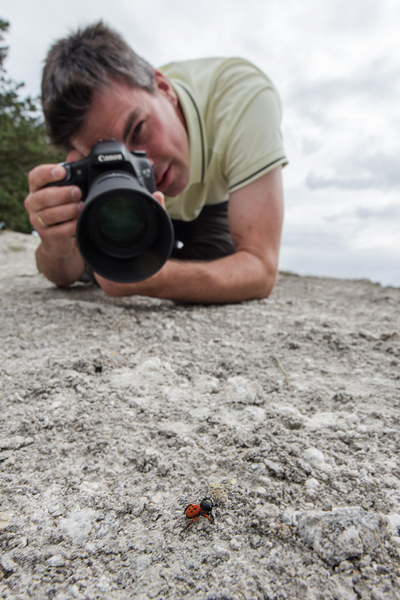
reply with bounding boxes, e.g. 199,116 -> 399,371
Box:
202,513 -> 214,523
181,514 -> 200,534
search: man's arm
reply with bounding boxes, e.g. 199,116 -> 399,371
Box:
96,166 -> 284,303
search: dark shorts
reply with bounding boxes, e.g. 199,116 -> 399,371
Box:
171,201 -> 235,261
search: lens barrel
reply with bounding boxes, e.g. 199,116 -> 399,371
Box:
76,172 -> 174,283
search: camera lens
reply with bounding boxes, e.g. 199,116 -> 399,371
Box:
76,170 -> 174,282
97,196 -> 147,247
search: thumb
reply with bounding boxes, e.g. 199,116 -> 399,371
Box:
153,191 -> 165,209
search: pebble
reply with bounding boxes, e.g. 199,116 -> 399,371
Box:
213,545 -> 230,561
305,477 -> 320,496
264,459 -> 283,476
135,357 -> 162,373
47,554 -> 65,567
0,511 -> 12,529
229,537 -> 241,551
254,503 -> 280,519
48,504 -> 64,516
387,513 -> 400,535
303,447 -> 325,467
136,555 -> 151,570
297,507 -> 387,565
0,553 -> 18,572
225,376 -> 264,405
194,376 -> 220,394
58,508 -> 96,543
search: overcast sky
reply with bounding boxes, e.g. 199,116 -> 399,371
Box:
3,0 -> 400,287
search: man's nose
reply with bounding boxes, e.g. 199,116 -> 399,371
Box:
148,159 -> 158,172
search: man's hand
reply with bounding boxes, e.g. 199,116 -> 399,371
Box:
24,150 -> 86,285
96,167 -> 284,303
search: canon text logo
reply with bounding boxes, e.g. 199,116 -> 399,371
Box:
98,153 -> 123,163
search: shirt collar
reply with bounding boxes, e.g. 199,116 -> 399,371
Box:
172,81 -> 206,187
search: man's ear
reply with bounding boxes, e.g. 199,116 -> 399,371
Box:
154,70 -> 178,105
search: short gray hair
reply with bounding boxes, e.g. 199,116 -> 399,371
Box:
41,21 -> 155,150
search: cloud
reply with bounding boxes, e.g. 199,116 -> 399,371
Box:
354,204 -> 400,219
306,151 -> 400,191
288,57 -> 400,127
325,203 -> 400,223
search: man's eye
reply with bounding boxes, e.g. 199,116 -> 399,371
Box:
131,121 -> 144,142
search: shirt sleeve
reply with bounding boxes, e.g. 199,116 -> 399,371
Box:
221,84 -> 287,194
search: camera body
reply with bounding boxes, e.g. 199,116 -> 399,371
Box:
56,139 -> 157,198
49,140 -> 174,283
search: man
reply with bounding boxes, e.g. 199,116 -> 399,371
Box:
24,22 -> 287,304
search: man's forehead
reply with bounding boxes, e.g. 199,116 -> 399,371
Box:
71,84 -> 149,155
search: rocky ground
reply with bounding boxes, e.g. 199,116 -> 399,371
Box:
0,230 -> 400,600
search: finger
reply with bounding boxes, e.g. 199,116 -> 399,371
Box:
39,219 -> 79,246
36,201 -> 83,228
28,164 -> 67,193
25,184 -> 82,215
153,191 -> 165,208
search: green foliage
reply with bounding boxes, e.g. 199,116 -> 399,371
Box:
0,19 -> 64,233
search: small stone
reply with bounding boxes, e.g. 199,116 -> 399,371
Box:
250,534 -> 261,548
282,508 -> 298,526
136,555 -> 151,570
229,537 -> 241,551
276,524 -> 292,539
264,459 -> 283,476
135,358 -> 162,373
0,553 -> 18,572
297,507 -> 387,566
0,512 -> 12,529
213,545 -> 230,561
96,575 -> 111,592
69,584 -> 83,599
194,376 -> 220,394
303,447 -> 325,467
305,477 -> 320,490
225,376 -> 264,405
342,469 -> 359,480
254,503 -> 280,519
387,513 -> 400,535
47,554 -> 65,567
58,508 -> 96,543
48,504 -> 64,516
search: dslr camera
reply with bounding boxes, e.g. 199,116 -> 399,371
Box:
48,140 -> 174,283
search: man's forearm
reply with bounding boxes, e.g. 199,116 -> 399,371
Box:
96,250 -> 278,304
36,243 -> 86,287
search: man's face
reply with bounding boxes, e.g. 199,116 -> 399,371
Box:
71,72 -> 190,197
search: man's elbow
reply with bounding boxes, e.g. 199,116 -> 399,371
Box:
255,276 -> 275,299
97,278 -> 126,297
253,260 -> 278,300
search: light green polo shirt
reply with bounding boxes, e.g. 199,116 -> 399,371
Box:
159,57 -> 287,221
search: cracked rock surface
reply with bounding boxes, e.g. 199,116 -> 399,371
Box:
1,230 -> 400,600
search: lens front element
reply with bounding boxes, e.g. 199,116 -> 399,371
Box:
98,196 -> 147,247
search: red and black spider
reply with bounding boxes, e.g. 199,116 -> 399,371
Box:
181,497 -> 215,533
